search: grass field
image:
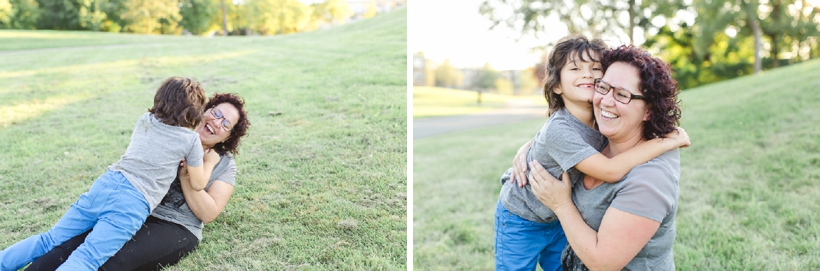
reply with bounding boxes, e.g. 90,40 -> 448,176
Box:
413,86 -> 543,118
413,58 -> 820,270
0,8 -> 406,271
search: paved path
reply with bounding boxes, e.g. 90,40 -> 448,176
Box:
414,101 -> 547,139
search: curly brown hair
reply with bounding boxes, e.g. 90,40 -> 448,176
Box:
148,77 -> 206,129
602,45 -> 681,140
205,93 -> 250,156
543,35 -> 608,116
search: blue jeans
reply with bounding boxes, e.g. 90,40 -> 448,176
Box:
494,200 -> 566,271
0,170 -> 149,271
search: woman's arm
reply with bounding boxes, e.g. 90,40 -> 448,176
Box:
528,162 -> 659,271
177,162 -> 235,224
575,127 -> 689,183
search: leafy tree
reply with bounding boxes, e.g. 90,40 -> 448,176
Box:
0,0 -> 11,27
227,1 -> 251,35
36,0 -> 80,29
518,67 -> 540,95
247,0 -> 311,35
495,77 -> 514,95
8,0 -> 40,29
479,0 -> 679,45
179,0 -> 220,35
474,62 -> 501,91
312,0 -> 351,25
434,59 -> 463,89
363,0 -> 377,19
76,0 -> 107,30
120,0 -> 181,34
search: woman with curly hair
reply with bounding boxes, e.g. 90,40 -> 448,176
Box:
26,92 -> 251,271
524,45 -> 687,270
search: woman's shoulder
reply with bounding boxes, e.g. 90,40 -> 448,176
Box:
624,149 -> 680,187
217,153 -> 236,168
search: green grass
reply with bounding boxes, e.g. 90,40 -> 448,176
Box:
413,86 -> 543,118
0,9 -> 406,271
0,29 -> 188,51
413,58 -> 820,270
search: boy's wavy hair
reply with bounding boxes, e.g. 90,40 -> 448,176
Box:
543,35 -> 608,116
148,77 -> 206,129
205,93 -> 250,156
602,45 -> 681,140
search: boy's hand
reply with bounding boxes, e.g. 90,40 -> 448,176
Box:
665,127 -> 690,149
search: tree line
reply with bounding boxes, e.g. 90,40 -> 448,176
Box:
481,0 -> 820,89
415,53 -> 541,96
0,0 -> 379,35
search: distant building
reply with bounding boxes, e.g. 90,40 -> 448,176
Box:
413,52 -> 426,86
459,67 -> 480,90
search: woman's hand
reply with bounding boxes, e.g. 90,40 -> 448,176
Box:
178,160 -> 190,182
511,139 -> 533,187
665,127 -> 690,148
528,160 -> 574,211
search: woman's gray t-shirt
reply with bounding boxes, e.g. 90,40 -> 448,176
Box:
499,108 -> 606,223
562,149 -> 680,271
149,154 -> 237,240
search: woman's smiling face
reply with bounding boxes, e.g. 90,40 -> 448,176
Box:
593,62 -> 650,141
196,102 -> 239,149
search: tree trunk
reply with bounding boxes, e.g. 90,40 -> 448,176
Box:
221,0 -> 228,36
628,0 -> 635,44
744,2 -> 762,74
770,0 -> 780,68
769,33 -> 778,68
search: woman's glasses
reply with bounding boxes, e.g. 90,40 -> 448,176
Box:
209,108 -> 233,132
594,78 -> 644,104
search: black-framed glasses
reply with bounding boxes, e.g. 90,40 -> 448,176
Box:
209,108 -> 232,132
594,78 -> 644,104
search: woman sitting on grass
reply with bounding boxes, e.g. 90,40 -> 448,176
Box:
525,45 -> 686,270
26,92 -> 251,271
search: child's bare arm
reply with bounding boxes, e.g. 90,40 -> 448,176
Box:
185,149 -> 220,191
575,127 -> 689,183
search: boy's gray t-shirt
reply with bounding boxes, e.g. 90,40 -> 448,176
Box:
562,149 -> 680,271
499,108 -> 606,223
150,155 -> 236,240
109,112 -> 203,212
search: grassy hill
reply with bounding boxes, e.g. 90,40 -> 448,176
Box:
413,57 -> 820,269
0,8 -> 406,271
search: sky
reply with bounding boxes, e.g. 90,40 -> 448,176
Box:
409,0 -> 565,71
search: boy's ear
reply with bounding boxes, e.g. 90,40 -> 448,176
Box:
553,85 -> 562,95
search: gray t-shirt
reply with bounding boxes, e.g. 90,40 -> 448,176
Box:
499,108 -> 606,223
109,113 -> 203,212
150,155 -> 236,240
562,149 -> 680,271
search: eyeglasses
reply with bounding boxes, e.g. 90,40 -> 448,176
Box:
594,78 -> 644,104
209,108 -> 233,132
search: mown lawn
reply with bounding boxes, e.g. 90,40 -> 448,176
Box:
0,8 -> 406,271
413,58 -> 820,270
413,86 -> 543,118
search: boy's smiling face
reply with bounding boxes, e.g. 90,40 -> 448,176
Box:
553,50 -> 603,107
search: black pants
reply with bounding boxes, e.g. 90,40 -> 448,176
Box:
25,216 -> 199,271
